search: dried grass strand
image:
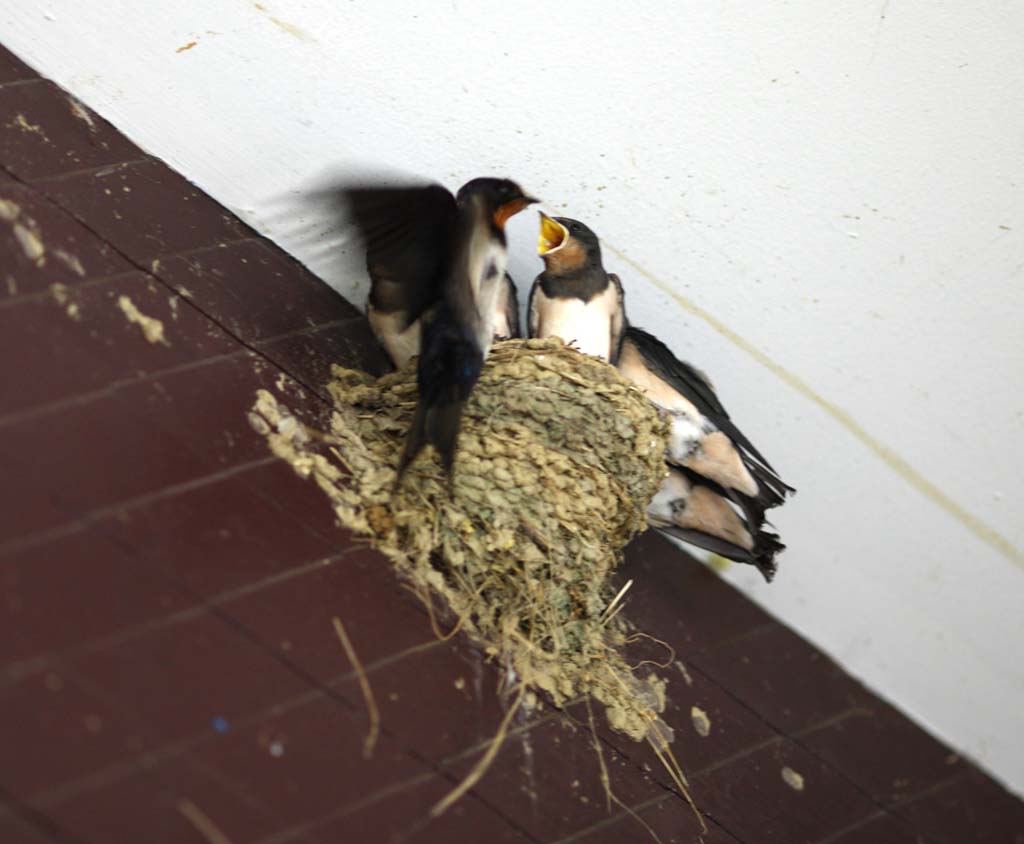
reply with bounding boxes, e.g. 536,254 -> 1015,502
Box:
177,799 -> 233,844
431,685 -> 527,818
332,616 -> 380,759
585,696 -> 665,844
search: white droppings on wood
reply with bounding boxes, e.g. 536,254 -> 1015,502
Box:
0,199 -> 20,222
54,248 -> 86,276
117,295 -> 170,345
67,96 -> 97,129
12,113 -> 48,139
781,766 -> 805,791
13,223 -> 45,265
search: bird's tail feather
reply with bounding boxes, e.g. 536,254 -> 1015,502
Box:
655,524 -> 783,583
396,310 -> 483,482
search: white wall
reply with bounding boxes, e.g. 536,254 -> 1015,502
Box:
4,0 -> 1022,793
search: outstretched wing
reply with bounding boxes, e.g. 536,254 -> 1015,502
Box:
344,182 -> 458,327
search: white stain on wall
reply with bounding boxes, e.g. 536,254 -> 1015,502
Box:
3,0 -> 1022,792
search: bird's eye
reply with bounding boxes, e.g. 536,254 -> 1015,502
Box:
570,224 -> 580,234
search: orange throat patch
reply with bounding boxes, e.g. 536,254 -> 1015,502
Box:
492,198 -> 530,229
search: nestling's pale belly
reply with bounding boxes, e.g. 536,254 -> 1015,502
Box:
539,299 -> 611,361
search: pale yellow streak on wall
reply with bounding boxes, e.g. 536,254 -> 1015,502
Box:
603,241 -> 1024,570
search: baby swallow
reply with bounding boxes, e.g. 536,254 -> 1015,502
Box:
618,327 -> 794,581
346,177 -> 537,478
527,213 -> 626,363
614,323 -> 790,581
529,213 -> 793,580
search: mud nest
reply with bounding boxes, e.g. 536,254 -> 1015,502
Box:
250,338 -> 675,744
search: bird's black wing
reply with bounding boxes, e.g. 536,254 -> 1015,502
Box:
655,525 -> 782,582
503,273 -> 521,339
624,326 -> 787,478
344,183 -> 458,328
672,466 -> 785,581
607,273 -> 627,364
625,325 -> 794,515
526,276 -> 540,339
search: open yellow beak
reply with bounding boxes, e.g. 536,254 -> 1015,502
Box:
537,211 -> 568,256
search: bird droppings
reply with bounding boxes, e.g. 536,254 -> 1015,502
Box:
250,339 -> 689,802
1,200 -> 48,268
67,96 -> 97,130
117,295 -> 169,345
782,766 -> 805,791
11,113 -> 48,140
674,660 -> 694,687
268,739 -> 285,758
51,283 -> 67,304
14,223 -> 45,266
53,248 -> 85,277
0,198 -> 20,222
690,705 -> 711,737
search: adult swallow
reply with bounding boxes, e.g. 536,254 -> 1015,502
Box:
369,270 -> 521,369
345,177 -> 537,477
527,213 -> 626,364
363,187 -> 523,369
528,213 -> 792,580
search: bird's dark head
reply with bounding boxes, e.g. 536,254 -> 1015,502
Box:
457,177 -> 538,229
537,213 -> 602,276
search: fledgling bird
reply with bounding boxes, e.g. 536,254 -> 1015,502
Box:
618,326 -> 794,580
527,213 -> 625,363
345,177 -> 537,478
529,213 -> 793,580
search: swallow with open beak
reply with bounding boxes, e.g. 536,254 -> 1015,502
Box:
527,213 -> 626,363
529,213 -> 793,580
345,177 -> 537,478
